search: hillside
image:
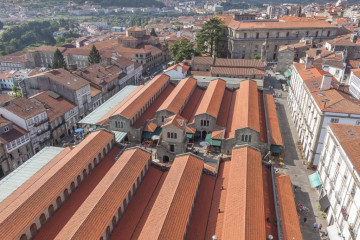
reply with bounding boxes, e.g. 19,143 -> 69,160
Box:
73,0 -> 165,8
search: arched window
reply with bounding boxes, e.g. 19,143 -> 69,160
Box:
30,223 -> 37,238
98,153 -> 102,160
112,216 -> 117,229
77,175 -> 81,185
106,226 -> 111,238
48,205 -> 54,217
161,116 -> 164,122
70,182 -> 75,192
245,135 -> 248,142
83,169 -> 87,178
103,148 -> 106,156
88,163 -> 93,172
248,135 -> 252,143
39,213 -> 46,226
241,135 -> 245,141
174,133 -> 177,139
170,133 -> 173,138
20,234 -> 27,240
63,189 -> 69,199
56,196 -> 62,208
118,206 -> 122,218
167,132 -> 170,138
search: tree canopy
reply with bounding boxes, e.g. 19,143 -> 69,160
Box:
88,45 -> 101,65
0,21 -> 3,30
150,28 -> 157,37
196,17 -> 225,57
169,38 -> 194,63
52,48 -> 67,69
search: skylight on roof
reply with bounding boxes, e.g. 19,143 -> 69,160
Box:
317,93 -> 325,97
321,99 -> 330,102
350,133 -> 356,136
347,130 -> 353,133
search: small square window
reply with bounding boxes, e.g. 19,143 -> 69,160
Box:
330,118 -> 339,123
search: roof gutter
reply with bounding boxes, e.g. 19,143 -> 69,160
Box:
271,165 -> 283,240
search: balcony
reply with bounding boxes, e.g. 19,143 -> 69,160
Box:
34,118 -> 49,127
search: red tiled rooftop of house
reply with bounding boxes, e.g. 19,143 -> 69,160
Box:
181,87 -> 205,123
214,58 -> 265,70
143,122 -> 157,132
54,147 -> 151,239
138,154 -> 204,240
276,174 -> 303,240
216,89 -> 233,129
221,146 -> 266,240
0,130 -> 114,240
157,77 -> 196,114
265,94 -> 283,146
110,167 -> 165,240
34,147 -> 121,240
262,166 -> 278,239
195,79 -> 226,119
161,114 -> 186,130
133,84 -> 175,128
112,74 -> 170,120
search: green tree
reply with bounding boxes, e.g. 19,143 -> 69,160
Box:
196,17 -> 225,57
52,48 -> 67,69
150,28 -> 157,37
253,54 -> 261,59
296,5 -> 302,17
0,21 -> 3,30
88,45 -> 101,65
169,37 -> 194,63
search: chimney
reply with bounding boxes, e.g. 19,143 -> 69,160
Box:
350,34 -> 358,44
305,56 -> 314,69
320,74 -> 332,91
315,49 -> 322,57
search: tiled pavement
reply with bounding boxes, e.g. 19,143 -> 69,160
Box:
272,86 -> 327,240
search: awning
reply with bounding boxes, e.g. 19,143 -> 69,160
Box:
309,172 -> 322,188
327,225 -> 342,240
142,127 -> 162,139
319,194 -> 330,212
111,131 -> 127,143
270,145 -> 282,153
284,69 -> 292,78
205,133 -> 222,147
186,133 -> 193,139
287,80 -> 291,86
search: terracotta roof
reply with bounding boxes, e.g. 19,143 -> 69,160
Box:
262,166 -> 278,239
34,147 -> 121,240
30,91 -> 76,122
161,114 -> 186,130
163,63 -> 190,74
293,63 -> 360,114
0,94 -> 13,106
327,34 -> 359,46
0,116 -> 28,144
216,89 -> 233,128
186,126 -> 196,134
143,122 -> 157,132
74,64 -> 122,87
211,129 -> 224,140
0,130 -> 114,240
328,123 -> 360,174
157,77 -> 196,114
276,174 -> 303,240
43,69 -> 90,90
192,56 -> 213,65
110,167 -> 165,240
127,26 -> 146,32
90,86 -> 102,97
3,97 -> 46,120
55,147 -> 151,239
225,80 -> 261,138
0,51 -> 28,63
138,154 -> 204,240
189,70 -> 211,77
348,60 -> 360,69
133,84 -> 175,129
214,58 -> 265,69
111,74 -> 170,120
111,56 -> 134,68
181,87 -> 205,123
265,94 -> 283,146
352,69 -> 360,79
186,174 -> 216,240
195,79 -> 226,118
222,146 -> 266,240
28,46 -> 64,53
211,67 -> 265,76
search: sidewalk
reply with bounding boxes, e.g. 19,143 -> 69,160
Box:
274,90 -> 327,240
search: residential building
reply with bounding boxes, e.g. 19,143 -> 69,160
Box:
349,69 -> 360,99
317,123 -> 360,240
20,68 -> 92,117
277,46 -> 295,73
288,60 -> 360,165
0,52 -> 31,72
219,14 -> 338,61
0,97 -> 50,154
163,63 -> 190,79
30,91 -> 79,145
0,116 -> 32,178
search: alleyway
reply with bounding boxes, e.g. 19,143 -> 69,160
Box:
267,74 -> 327,240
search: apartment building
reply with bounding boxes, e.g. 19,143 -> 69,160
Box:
288,60 -> 360,165
317,123 -> 360,240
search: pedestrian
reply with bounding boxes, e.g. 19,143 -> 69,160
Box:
294,185 -> 297,192
313,222 -> 318,231
318,224 -> 322,232
303,217 -> 307,226
302,205 -> 307,213
299,204 -> 303,212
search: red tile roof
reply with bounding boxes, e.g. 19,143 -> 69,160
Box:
0,130 -> 114,240
222,146 -> 266,240
163,63 -> 190,74
211,67 -> 265,77
192,56 -> 213,66
157,77 -> 197,114
225,80 -> 260,138
195,79 -> 226,118
54,147 -> 151,239
328,123 -> 360,174
161,114 -> 186,130
34,147 -> 121,240
138,154 -> 204,240
3,97 -> 46,120
180,87 -> 205,123
265,94 -> 283,146
276,174 -> 303,240
111,74 -> 170,120
133,84 -> 175,128
211,129 -> 225,140
186,174 -> 216,240
43,68 -> 89,90
143,122 -> 157,132
262,166 -> 278,239
109,167 -> 164,240
0,116 -> 28,144
214,58 -> 265,70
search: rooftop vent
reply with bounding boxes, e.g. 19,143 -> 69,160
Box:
320,74 -> 332,91
67,82 -> 71,85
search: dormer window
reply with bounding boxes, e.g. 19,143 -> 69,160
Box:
4,126 -> 9,132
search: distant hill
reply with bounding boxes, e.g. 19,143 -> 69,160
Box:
228,0 -> 358,5
73,0 -> 165,8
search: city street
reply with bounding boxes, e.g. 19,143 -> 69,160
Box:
266,74 -> 327,240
